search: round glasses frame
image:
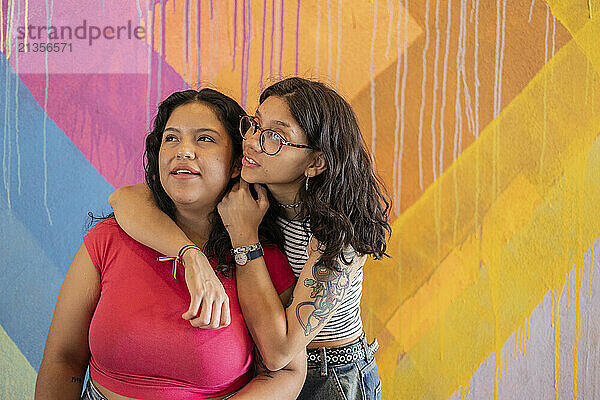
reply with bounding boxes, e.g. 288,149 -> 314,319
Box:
239,115 -> 313,155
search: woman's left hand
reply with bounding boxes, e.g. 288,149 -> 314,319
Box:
218,179 -> 269,246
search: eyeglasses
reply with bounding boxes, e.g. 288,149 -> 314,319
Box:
239,115 -> 313,155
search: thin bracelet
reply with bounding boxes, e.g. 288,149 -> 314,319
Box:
157,244 -> 202,280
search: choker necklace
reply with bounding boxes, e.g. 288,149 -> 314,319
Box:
278,201 -> 303,209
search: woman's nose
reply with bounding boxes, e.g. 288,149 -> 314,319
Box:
176,140 -> 196,159
176,150 -> 194,159
244,130 -> 263,153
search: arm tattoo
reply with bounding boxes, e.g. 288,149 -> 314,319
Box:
71,376 -> 83,384
295,249 -> 355,336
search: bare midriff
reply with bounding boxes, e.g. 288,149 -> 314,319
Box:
307,331 -> 362,349
92,379 -> 232,400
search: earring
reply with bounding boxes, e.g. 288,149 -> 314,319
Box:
305,174 -> 310,191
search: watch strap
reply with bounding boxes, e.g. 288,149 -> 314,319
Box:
245,247 -> 264,262
231,242 -> 263,265
230,242 -> 262,255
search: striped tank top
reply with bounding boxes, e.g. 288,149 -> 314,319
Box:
276,216 -> 364,342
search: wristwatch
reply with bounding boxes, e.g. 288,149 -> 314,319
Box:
230,243 -> 263,266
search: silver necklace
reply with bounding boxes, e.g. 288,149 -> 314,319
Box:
278,201 -> 303,209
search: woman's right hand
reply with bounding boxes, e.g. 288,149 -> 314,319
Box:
181,249 -> 231,329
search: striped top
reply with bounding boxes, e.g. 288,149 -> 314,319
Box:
276,216 -> 364,342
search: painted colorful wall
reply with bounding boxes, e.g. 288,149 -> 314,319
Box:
1,0 -> 599,399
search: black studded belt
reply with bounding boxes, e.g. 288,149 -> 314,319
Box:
307,333 -> 379,374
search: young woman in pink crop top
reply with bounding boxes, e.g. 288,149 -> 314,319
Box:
107,78 -> 391,400
35,89 -> 306,400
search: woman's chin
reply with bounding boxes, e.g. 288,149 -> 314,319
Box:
167,192 -> 205,207
240,168 -> 262,184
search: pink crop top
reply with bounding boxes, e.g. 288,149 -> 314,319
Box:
83,218 -> 295,399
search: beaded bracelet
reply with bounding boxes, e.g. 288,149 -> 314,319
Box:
157,244 -> 202,280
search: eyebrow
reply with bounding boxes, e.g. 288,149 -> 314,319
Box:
255,110 -> 292,129
164,127 -> 221,135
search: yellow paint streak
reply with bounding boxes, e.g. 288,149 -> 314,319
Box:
362,14 -> 600,396
519,324 -> 525,355
385,173 -> 545,355
386,246 -> 473,356
0,324 -> 36,399
454,166 -> 459,247
5,0 -> 14,59
570,137 -> 588,400
520,324 -> 524,356
554,1 -> 600,74
436,185 -> 443,363
545,0 -> 591,36
574,260 -> 583,400
494,365 -> 498,400
514,328 -> 518,359
524,319 -> 528,355
551,290 -> 555,328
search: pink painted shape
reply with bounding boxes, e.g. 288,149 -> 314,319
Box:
8,0 -> 149,74
10,0 -> 191,188
19,51 -> 187,188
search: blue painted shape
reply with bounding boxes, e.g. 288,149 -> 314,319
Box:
0,210 -> 64,373
0,56 -> 115,370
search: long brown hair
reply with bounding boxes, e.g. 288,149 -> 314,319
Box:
260,78 -> 391,271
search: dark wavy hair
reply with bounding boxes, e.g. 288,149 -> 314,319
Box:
260,77 -> 391,271
145,89 -> 284,273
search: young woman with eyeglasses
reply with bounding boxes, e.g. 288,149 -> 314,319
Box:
109,78 -> 391,400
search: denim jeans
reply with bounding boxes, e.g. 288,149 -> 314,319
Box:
297,335 -> 382,400
81,379 -> 107,400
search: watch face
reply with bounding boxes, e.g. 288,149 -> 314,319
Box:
235,253 -> 248,265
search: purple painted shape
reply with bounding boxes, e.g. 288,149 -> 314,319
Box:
18,51 -> 187,189
295,0 -> 300,76
161,0 -> 167,60
241,0 -> 247,108
232,0 -> 238,72
270,0 -> 275,77
244,0 -> 252,100
279,0 -> 284,77
185,0 -> 190,61
10,0 -> 194,188
7,0 -> 148,74
198,0 -> 202,85
245,0 -> 251,106
260,0 -> 267,92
